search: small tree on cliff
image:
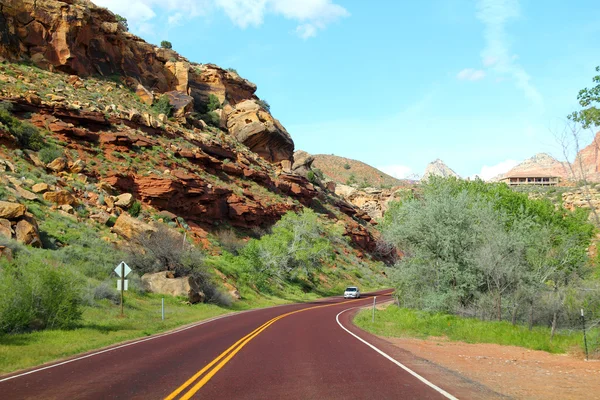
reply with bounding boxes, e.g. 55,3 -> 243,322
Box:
160,40 -> 173,49
115,14 -> 128,31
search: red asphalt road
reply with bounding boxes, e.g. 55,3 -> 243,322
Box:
0,290 -> 455,399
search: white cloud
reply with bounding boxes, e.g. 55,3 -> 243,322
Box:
457,68 -> 486,81
476,0 -> 543,109
378,165 -> 413,179
95,0 -> 347,38
476,159 -> 519,180
296,24 -> 318,39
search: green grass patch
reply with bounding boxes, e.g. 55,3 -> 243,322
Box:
354,305 -> 596,354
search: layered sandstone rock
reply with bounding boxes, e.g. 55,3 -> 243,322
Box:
225,100 -> 294,162
0,0 -> 293,163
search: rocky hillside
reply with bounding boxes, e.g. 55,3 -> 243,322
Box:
0,0 -> 390,282
422,159 -> 459,180
312,154 -> 404,188
495,133 -> 600,183
494,153 -> 568,182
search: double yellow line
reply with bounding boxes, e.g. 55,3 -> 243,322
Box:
165,293 -> 391,400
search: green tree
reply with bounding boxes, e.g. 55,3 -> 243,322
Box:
115,14 -> 128,31
160,40 -> 173,49
568,66 -> 600,128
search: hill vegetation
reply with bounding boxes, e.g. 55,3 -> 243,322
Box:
312,154 -> 405,188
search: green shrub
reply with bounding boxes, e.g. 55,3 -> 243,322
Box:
207,94 -> 221,112
200,111 -> 220,127
226,68 -> 238,74
128,201 -> 142,217
343,163 -> 351,170
160,40 -> 172,49
106,216 -> 117,227
152,95 -> 172,117
0,256 -> 83,333
38,147 -> 63,164
307,170 -> 317,184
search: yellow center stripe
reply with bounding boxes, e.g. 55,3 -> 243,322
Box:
166,292 -> 393,400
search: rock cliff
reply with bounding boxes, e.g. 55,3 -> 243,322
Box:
422,159 -> 459,180
0,0 -> 293,162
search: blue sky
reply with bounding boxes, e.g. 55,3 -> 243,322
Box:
95,0 -> 600,179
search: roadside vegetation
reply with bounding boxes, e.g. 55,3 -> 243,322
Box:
0,205 -> 387,373
355,306 -> 599,355
367,176 -> 600,355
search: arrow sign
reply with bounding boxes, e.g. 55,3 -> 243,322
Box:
114,261 -> 131,278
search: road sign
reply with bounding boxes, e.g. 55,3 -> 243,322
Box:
117,279 -> 129,291
114,261 -> 131,278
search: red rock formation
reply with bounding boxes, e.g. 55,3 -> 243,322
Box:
0,0 -> 293,162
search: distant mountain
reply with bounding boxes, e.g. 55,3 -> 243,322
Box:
492,153 -> 568,182
422,159 -> 460,180
312,154 -> 404,188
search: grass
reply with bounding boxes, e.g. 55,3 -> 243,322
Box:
354,305 -> 598,355
0,288 -> 329,374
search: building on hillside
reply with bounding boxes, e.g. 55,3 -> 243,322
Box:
500,173 -> 560,186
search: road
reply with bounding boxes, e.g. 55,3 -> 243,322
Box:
0,290 -> 474,399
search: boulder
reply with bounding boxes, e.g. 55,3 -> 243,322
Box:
141,271 -> 205,304
112,213 -> 156,240
15,214 -> 41,247
0,201 -> 26,219
14,185 -> 37,201
165,91 -> 194,119
0,219 -> 12,239
89,212 -> 111,225
291,150 -> 314,177
135,84 -> 154,105
47,157 -> 68,173
43,190 -> 78,206
0,158 -> 16,172
113,193 -> 134,208
32,183 -> 50,193
69,159 -> 86,173
0,246 -> 13,261
226,100 -> 294,163
24,151 -> 45,168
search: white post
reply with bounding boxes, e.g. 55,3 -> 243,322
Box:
372,296 -> 376,322
162,297 -> 165,321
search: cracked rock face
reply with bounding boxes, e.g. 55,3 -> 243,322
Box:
226,100 -> 294,163
0,0 -> 296,164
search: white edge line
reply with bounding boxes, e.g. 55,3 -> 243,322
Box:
0,295 -> 349,383
336,307 -> 459,400
0,312 -> 240,383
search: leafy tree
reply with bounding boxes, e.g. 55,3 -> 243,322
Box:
381,177 -> 595,329
233,210 -> 340,290
115,14 -> 128,31
568,66 -> 600,128
160,41 -> 173,49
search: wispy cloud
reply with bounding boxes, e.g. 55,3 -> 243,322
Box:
476,0 -> 543,109
94,0 -> 348,39
457,68 -> 486,81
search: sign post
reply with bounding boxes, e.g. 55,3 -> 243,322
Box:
581,309 -> 589,361
114,261 -> 131,317
372,296 -> 376,322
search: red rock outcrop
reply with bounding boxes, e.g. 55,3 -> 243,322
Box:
0,0 -> 294,162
